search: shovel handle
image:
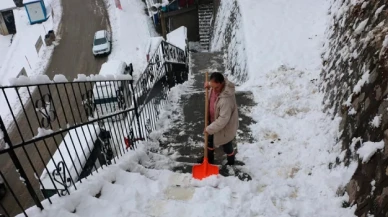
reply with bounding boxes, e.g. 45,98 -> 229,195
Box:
204,72 -> 209,158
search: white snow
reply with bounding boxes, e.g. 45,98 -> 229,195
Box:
34,128 -> 54,138
53,74 -> 68,83
103,0 -> 158,81
235,0 -> 328,88
353,70 -> 370,94
9,74 -> 52,86
371,180 -> 376,194
0,0 -> 62,130
357,141 -> 385,163
354,19 -> 369,35
370,115 -> 382,128
374,5 -> 385,18
167,26 -> 187,51
349,107 -> 357,115
383,35 -> 388,48
0,0 -> 16,11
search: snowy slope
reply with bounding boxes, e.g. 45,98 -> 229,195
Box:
103,0 -> 158,81
238,0 -> 327,88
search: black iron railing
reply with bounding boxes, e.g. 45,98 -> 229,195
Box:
0,40 -> 188,217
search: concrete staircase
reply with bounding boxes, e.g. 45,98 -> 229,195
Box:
198,4 -> 213,51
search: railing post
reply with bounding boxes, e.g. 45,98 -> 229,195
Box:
129,81 -> 143,140
0,116 -> 44,210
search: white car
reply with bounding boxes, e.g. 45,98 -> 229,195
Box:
92,30 -> 111,57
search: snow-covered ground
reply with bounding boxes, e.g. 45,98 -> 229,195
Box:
0,0 -> 62,84
0,0 -> 62,130
103,0 -> 158,80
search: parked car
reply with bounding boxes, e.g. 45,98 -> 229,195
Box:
92,30 -> 111,57
93,60 -> 133,122
39,124 -> 112,199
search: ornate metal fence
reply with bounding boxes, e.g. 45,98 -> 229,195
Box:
0,40 -> 188,217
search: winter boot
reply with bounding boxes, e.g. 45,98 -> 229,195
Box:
196,150 -> 214,164
225,154 -> 235,166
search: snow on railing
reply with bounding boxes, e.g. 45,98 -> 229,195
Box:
0,38 -> 188,217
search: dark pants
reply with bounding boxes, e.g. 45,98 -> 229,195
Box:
207,135 -> 234,155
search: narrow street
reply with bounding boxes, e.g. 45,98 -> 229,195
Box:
0,0 -> 110,215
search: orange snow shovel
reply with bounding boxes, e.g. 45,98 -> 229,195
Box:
192,72 -> 219,180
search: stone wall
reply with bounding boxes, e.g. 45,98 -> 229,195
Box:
210,0 -> 247,83
321,0 -> 388,216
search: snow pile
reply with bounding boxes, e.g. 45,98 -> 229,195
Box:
103,0 -> 158,81
167,26 -> 187,51
357,141 -> 385,163
354,18 -> 369,35
370,115 -> 382,128
0,0 -> 16,10
353,70 -> 370,94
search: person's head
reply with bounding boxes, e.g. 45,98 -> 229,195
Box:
209,72 -> 225,93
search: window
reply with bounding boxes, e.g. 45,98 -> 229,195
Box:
94,37 -> 107,45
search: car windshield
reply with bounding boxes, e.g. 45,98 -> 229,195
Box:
94,37 -> 107,45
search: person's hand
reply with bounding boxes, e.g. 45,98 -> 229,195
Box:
204,128 -> 208,134
204,81 -> 210,89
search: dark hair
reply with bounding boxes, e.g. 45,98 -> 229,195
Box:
210,72 -> 225,83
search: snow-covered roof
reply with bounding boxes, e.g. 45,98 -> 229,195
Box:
94,30 -> 106,39
167,26 -> 187,51
99,60 -> 127,76
0,0 -> 16,12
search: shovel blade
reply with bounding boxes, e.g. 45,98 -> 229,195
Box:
192,158 -> 219,180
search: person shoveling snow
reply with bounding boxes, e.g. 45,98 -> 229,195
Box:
197,72 -> 239,166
